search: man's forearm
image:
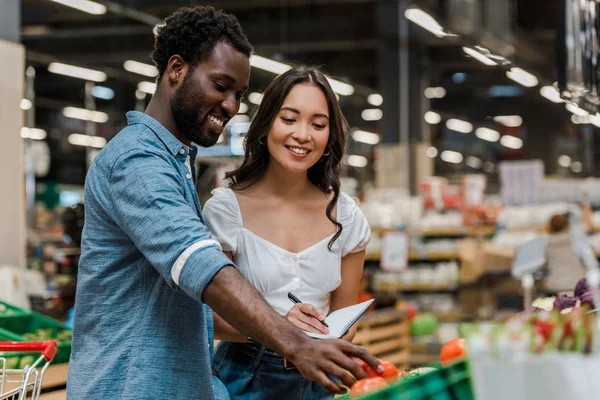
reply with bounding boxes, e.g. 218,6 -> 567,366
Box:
203,266 -> 308,358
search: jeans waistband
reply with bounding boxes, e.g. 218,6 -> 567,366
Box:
229,342 -> 295,369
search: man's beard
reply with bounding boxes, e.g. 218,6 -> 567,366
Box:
170,76 -> 220,148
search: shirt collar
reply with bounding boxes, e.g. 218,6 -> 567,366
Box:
126,111 -> 190,157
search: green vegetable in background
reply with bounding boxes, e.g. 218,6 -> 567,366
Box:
18,356 -> 35,369
410,313 -> 439,337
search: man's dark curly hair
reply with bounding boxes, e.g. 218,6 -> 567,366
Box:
151,6 -> 253,79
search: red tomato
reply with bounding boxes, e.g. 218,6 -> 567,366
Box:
359,359 -> 398,380
534,321 -> 555,341
440,338 -> 467,366
350,377 -> 388,396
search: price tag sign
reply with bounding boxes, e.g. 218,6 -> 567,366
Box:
380,231 -> 409,271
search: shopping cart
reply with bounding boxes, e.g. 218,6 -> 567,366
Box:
0,341 -> 57,400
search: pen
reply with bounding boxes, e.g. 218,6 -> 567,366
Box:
288,292 -> 329,328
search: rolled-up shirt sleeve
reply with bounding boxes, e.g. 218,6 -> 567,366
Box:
109,149 -> 232,301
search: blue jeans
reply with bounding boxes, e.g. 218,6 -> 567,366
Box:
213,341 -> 333,400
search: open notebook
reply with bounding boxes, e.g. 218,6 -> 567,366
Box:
305,299 -> 375,339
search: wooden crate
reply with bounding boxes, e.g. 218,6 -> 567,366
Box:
353,309 -> 410,370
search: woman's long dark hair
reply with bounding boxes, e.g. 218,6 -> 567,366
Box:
226,65 -> 348,250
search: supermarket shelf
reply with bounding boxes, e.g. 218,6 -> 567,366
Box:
374,284 -> 459,293
371,226 -> 496,237
365,252 -> 460,262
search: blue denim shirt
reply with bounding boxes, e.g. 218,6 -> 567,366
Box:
67,111 -> 232,399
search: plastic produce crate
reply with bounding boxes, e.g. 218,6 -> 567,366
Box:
348,361 -> 473,400
0,309 -> 71,364
0,300 -> 30,318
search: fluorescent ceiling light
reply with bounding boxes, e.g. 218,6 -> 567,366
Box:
500,135 -> 523,149
20,99 -> 32,110
346,155 -> 368,168
440,150 -> 463,164
426,147 -> 438,158
49,0 -> 106,15
361,109 -> 383,121
92,86 -> 115,100
135,90 -> 146,100
493,115 -> 522,127
506,67 -> 538,88
475,127 -> 500,142
571,114 -> 589,124
20,128 -> 47,140
483,161 -> 495,173
238,103 -> 249,114
446,118 -> 472,133
404,8 -> 452,38
424,87 -> 446,99
48,62 -> 106,82
540,86 -> 563,103
63,106 -> 108,123
123,60 -> 158,78
137,81 -> 156,95
250,54 -> 354,95
590,114 -> 600,127
326,78 -> 354,96
558,155 -> 572,168
466,156 -> 482,169
571,161 -> 583,173
351,130 -> 380,145
248,92 -> 263,105
367,94 -> 383,106
424,111 -> 441,124
566,103 -> 588,116
68,133 -> 107,149
463,47 -> 497,66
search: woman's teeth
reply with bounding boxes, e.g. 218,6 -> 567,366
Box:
288,146 -> 309,154
208,114 -> 224,127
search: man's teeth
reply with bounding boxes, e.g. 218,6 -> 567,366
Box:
208,114 -> 224,127
289,146 -> 309,154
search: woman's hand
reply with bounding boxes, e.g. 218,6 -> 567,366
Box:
285,303 -> 329,335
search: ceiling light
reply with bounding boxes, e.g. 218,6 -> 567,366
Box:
91,86 -> 115,100
249,54 -> 354,95
558,155 -> 572,168
506,67 -> 538,87
590,114 -> 600,127
566,103 -> 588,116
137,81 -> 156,95
483,161 -> 495,173
135,90 -> 146,100
351,130 -> 380,145
49,0 -> 106,15
228,115 -> 250,124
250,55 -> 290,75
540,86 -> 564,103
20,99 -> 32,110
440,150 -> 463,164
63,106 -> 108,123
571,161 -> 583,173
426,147 -> 438,158
248,92 -> 263,105
463,47 -> 497,66
68,133 -> 107,149
493,115 -> 522,127
404,8 -> 451,38
123,60 -> 158,78
48,62 -> 106,82
238,103 -> 248,114
466,156 -> 482,169
500,135 -> 523,149
345,155 -> 368,168
361,109 -> 383,121
446,118 -> 472,133
367,94 -> 383,106
475,127 -> 500,142
424,111 -> 441,124
424,87 -> 446,99
20,128 -> 47,140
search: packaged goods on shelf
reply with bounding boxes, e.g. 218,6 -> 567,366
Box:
496,202 -> 580,230
419,211 -> 463,231
492,231 -> 542,249
372,262 -> 460,291
360,188 -> 422,229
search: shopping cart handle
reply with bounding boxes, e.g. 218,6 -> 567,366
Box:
0,341 -> 58,362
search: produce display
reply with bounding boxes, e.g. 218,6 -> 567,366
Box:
23,328 -> 72,344
0,304 -> 17,316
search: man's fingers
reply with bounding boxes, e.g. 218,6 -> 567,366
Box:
292,318 -> 323,334
322,360 -> 356,388
327,350 -> 367,381
342,342 -> 383,375
313,370 -> 343,394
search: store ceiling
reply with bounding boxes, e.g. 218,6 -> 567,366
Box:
19,0 -> 569,184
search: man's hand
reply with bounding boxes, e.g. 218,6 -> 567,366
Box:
285,338 -> 383,394
285,304 -> 329,335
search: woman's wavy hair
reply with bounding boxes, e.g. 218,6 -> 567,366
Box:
226,65 -> 349,250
